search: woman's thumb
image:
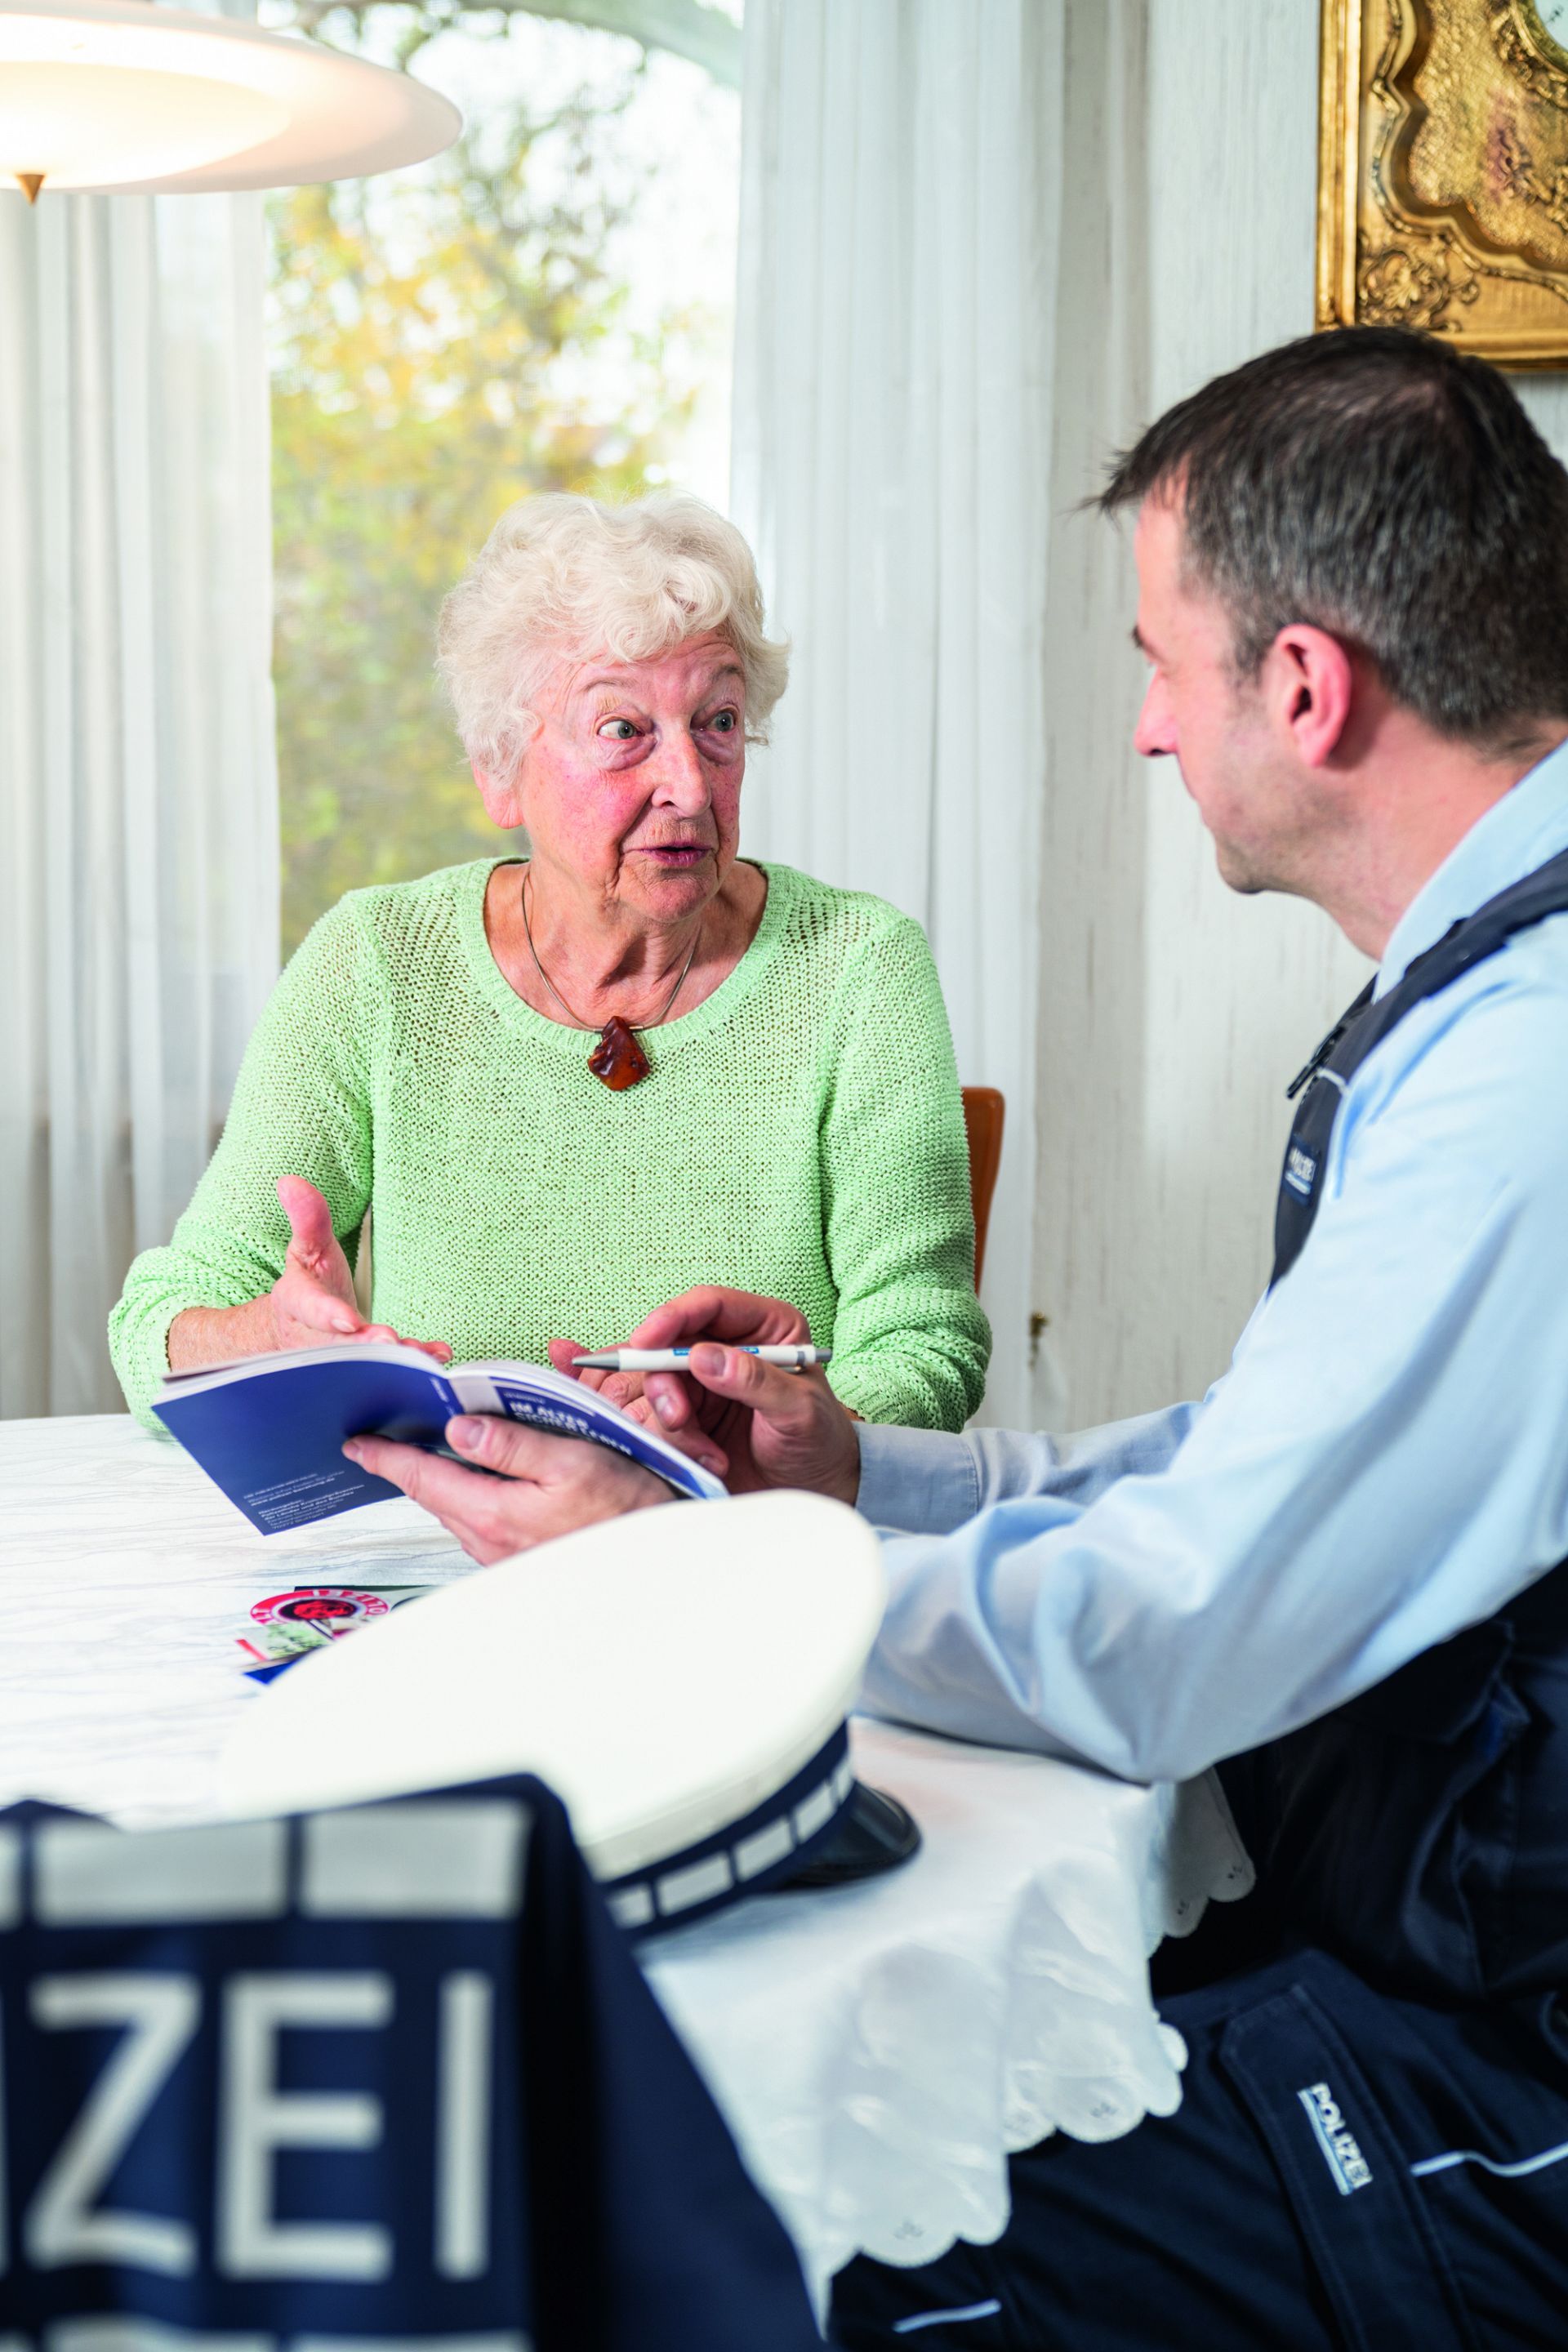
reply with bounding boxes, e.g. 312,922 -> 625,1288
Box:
278,1174 -> 335,1260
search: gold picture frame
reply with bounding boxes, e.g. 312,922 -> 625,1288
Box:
1317,0 -> 1568,367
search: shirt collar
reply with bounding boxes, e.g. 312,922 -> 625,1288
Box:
1374,735 -> 1568,998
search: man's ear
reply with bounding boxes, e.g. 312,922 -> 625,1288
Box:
1263,624 -> 1354,768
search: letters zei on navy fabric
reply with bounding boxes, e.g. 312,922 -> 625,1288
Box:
0,1778 -> 819,2352
853,738 -> 1568,1785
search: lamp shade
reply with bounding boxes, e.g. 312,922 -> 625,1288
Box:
0,0 -> 461,198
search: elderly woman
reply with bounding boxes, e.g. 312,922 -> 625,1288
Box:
109,493 -> 990,1432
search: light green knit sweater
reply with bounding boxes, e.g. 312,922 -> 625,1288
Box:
110,859 -> 991,1432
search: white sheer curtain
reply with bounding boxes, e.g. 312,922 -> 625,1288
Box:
732,0 -> 1062,1428
0,152 -> 276,1416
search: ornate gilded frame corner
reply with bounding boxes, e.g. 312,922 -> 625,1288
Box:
1316,0 -> 1363,340
1316,0 -> 1568,368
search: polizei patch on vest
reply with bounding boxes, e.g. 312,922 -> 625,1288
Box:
1298,2081 -> 1374,2194
1284,1144 -> 1318,1197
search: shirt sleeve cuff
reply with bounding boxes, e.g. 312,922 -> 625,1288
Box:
855,1423 -> 982,1535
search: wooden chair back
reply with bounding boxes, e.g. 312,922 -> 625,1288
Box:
961,1086 -> 1005,1290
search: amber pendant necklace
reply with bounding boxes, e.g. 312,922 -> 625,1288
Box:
520,871 -> 701,1091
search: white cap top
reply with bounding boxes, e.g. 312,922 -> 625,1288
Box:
220,1490 -> 886,1882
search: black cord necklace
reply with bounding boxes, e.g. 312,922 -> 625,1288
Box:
520,871 -> 701,1090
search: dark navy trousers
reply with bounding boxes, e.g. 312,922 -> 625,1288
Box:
830,1946 -> 1568,2350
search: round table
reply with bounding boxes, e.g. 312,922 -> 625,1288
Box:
0,1412 -> 1254,2308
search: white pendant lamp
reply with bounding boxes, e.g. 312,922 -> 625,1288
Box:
0,0 -> 461,202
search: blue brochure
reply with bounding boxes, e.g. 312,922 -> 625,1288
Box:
154,1343 -> 726,1535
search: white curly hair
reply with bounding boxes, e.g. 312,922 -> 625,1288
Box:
436,491 -> 791,782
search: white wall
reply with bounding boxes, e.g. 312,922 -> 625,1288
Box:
731,0 -> 1061,1430
1031,0 -> 1568,1432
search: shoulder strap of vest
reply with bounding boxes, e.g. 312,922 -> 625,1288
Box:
1270,840 -> 1568,1291
1285,978 -> 1375,1102
1319,840 -> 1568,1094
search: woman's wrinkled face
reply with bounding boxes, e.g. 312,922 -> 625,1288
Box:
483,631 -> 747,925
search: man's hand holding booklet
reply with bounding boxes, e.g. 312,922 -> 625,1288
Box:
155,1341 -> 726,1536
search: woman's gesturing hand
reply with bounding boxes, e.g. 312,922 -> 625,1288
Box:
270,1177 -> 452,1360
166,1177 -> 452,1375
614,1286 -> 862,1503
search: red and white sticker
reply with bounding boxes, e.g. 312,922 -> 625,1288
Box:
250,1587 -> 391,1634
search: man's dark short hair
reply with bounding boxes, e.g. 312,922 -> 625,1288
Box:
1100,327 -> 1568,751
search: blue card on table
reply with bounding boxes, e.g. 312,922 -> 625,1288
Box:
154,1342 -> 725,1535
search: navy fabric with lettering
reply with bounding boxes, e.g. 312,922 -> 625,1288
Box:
831,1948 -> 1568,2350
0,1779 -> 820,2350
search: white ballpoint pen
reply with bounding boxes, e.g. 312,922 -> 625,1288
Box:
572,1345 -> 832,1372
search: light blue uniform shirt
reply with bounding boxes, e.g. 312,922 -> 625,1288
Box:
858,741 -> 1568,1784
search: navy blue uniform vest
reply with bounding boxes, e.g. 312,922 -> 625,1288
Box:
1218,847 -> 1568,2005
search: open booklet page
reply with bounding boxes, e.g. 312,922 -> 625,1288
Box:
155,1342 -> 724,1535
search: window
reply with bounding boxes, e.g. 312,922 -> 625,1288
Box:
263,0 -> 741,952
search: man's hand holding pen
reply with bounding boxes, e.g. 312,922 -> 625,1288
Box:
612,1288 -> 861,1506
349,1285 -> 863,1562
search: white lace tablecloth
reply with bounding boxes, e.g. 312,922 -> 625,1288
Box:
0,1413 -> 1253,2308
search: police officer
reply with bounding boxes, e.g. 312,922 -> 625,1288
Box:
355,327 -> 1568,2349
